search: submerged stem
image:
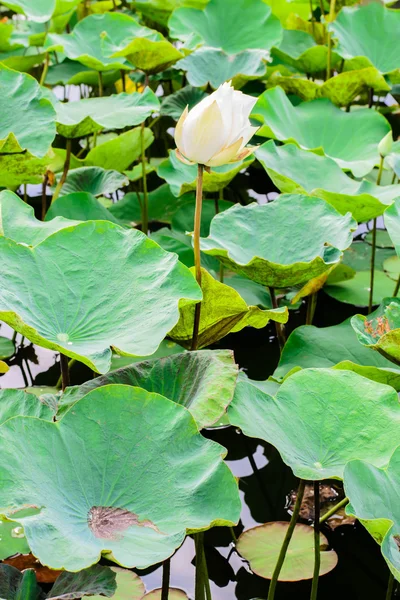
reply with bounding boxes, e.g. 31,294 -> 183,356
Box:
194,533 -> 206,600
368,156 -> 384,312
161,558 -> 171,600
385,572 -> 395,600
52,138 -> 71,204
269,287 -> 286,352
191,164 -> 204,351
310,482 -> 321,600
267,480 -> 306,600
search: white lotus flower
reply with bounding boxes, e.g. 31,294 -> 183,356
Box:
174,81 -> 259,167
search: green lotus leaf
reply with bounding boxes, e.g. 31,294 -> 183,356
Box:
110,34 -> 183,75
0,0 -> 55,22
264,0 -> 310,24
55,89 -> 160,138
271,29 -> 340,74
228,367 -> 400,479
172,198 -> 232,237
252,86 -> 390,177
330,3 -> 400,75
0,385 -> 240,570
384,255 -> 400,282
0,190 -> 82,245
168,0 -> 282,54
0,389 -> 54,424
0,336 -> 14,360
273,317 -> 400,390
124,162 -> 156,183
266,73 -> 319,101
160,85 -> 208,119
384,197 -> 400,258
150,228 -> 194,268
109,184 -> 195,226
110,339 -> 185,371
344,446 -> 400,581
45,192 -> 125,227
386,141 -> 400,180
83,128 -> 153,172
0,512 -> 31,560
0,361 -> 8,373
144,589 -> 188,600
157,150 -> 254,197
237,522 -> 338,581
60,349 -> 238,428
85,567 -> 145,600
199,194 -> 356,288
351,298 -> 400,367
0,221 -> 201,373
54,166 -> 128,197
176,47 -> 268,89
133,0 -> 208,27
255,141 -> 400,222
342,240 -> 395,271
0,150 -> 54,188
169,267 -> 288,349
0,67 -> 56,158
0,565 -> 42,600
47,564 -> 117,599
0,48 -> 47,72
46,59 -> 120,87
325,271 -> 395,307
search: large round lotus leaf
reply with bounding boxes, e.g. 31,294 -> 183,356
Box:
330,3 -> 400,75
85,567 -> 145,600
169,267 -> 288,349
46,13 -> 137,72
0,513 -> 30,560
0,190 -> 82,246
0,67 -> 56,158
59,349 -> 238,428
0,221 -> 201,373
199,194 -> 356,288
176,47 -> 268,89
252,87 -> 390,177
110,30 -> 183,74
324,270 -> 395,307
0,336 -> 14,360
55,89 -> 160,138
144,589 -> 188,600
273,318 -> 400,390
255,141 -> 400,222
0,385 -> 240,570
83,128 -> 153,172
157,150 -> 254,197
351,298 -> 400,367
272,29 -> 340,74
0,151 -> 54,187
169,0 -> 282,54
0,0 -> 55,22
228,368 -> 400,479
54,167 -> 128,197
0,389 -> 54,424
108,184 -> 195,226
237,522 -> 338,581
45,192 -> 124,227
344,447 -> 400,582
160,85 -> 207,119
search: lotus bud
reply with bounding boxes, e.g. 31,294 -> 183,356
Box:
378,131 -> 393,158
174,81 -> 259,168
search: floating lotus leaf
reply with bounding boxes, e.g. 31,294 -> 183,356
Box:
176,47 -> 268,89
85,567 -> 145,600
342,240 -> 395,271
160,85 -> 208,119
55,167 -> 128,197
0,389 -> 54,424
169,268 -> 288,349
255,142 -> 400,222
344,446 -> 400,581
83,128 -> 153,172
55,89 -> 160,138
252,87 -> 390,177
0,190 -> 82,245
45,192 -> 124,227
199,194 -> 356,288
109,184 -> 195,226
384,256 -> 400,282
271,29 -> 339,74
228,368 -> 400,479
0,67 -> 56,158
0,151 -> 54,188
273,317 -> 400,390
0,513 -> 31,560
237,522 -> 338,581
168,0 -> 282,54
0,385 -> 240,570
144,589 -> 188,600
351,298 -> 400,367
110,31 -> 183,74
157,150 -> 254,197
330,3 -> 400,75
0,221 -> 201,373
325,271 -> 395,307
60,349 -> 238,428
0,336 -> 14,360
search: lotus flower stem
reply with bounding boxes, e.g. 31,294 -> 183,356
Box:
40,53 -> 50,86
140,122 -> 149,235
191,164 -> 205,350
161,558 -> 171,600
52,138 -> 72,204
59,353 -> 70,392
326,0 -> 336,80
269,287 -> 286,352
310,481 -> 321,600
215,190 -> 224,283
309,0 -> 316,38
385,572 -> 395,600
194,532 -> 206,600
306,293 -> 318,325
267,479 -> 306,600
319,496 -> 349,524
394,276 -> 400,297
368,155 -> 384,312
98,71 -> 104,97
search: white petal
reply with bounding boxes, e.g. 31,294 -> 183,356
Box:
206,137 -> 243,167
182,99 -> 226,165
174,105 -> 189,156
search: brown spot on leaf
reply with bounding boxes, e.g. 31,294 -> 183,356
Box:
88,506 -> 159,540
394,535 -> 400,550
364,316 -> 391,340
